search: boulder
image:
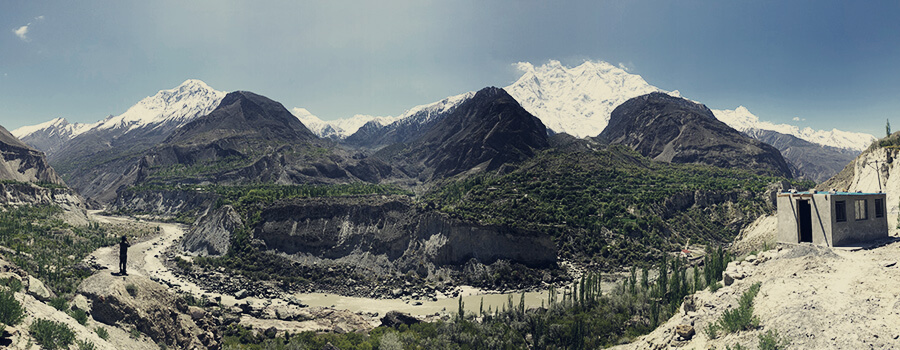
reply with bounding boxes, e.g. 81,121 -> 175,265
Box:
675,324 -> 695,340
78,273 -> 207,349
380,311 -> 421,328
26,276 -> 55,302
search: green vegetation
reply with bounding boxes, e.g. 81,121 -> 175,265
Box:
0,276 -> 23,292
76,339 -> 98,350
0,289 -> 25,332
757,329 -> 791,350
125,283 -> 138,297
94,326 -> 109,340
49,296 -> 68,311
425,146 -> 803,266
222,248 -> 734,349
69,308 -> 88,325
29,318 -> 75,350
0,205 -> 119,296
706,282 -> 762,339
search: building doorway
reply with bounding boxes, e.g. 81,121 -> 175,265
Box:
798,199 -> 813,243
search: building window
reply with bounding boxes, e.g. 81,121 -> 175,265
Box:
855,199 -> 868,220
876,198 -> 885,218
835,201 -> 847,222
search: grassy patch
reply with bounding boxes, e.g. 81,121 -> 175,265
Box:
29,318 -> 75,350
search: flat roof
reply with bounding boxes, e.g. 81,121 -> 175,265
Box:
779,191 -> 884,196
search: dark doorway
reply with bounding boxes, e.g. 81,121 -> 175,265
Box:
798,199 -> 813,243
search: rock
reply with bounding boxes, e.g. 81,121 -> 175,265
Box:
322,342 -> 341,350
235,289 -> 248,299
71,294 -> 91,313
78,273 -> 206,349
682,295 -> 696,314
380,311 -> 421,328
189,306 -> 206,321
745,255 -> 757,264
26,276 -> 55,302
884,261 -> 896,268
181,205 -> 242,256
675,324 -> 695,340
264,326 -> 277,338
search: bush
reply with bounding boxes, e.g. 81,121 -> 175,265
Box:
126,284 -> 138,297
130,327 -> 142,339
704,322 -> 719,340
717,282 -> 761,334
77,339 -> 97,350
95,327 -> 109,340
380,331 -> 403,350
49,297 -> 69,311
0,277 -> 23,292
69,308 -> 88,325
758,329 -> 790,350
29,318 -> 75,350
0,290 -> 24,327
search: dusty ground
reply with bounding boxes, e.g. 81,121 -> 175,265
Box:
614,228 -> 900,349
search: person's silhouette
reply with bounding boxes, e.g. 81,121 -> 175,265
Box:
119,236 -> 130,275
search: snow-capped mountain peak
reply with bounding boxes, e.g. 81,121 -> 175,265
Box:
94,79 -> 225,132
505,60 -> 670,138
711,106 -> 875,152
12,117 -> 92,140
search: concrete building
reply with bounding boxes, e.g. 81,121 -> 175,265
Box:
777,191 -> 888,246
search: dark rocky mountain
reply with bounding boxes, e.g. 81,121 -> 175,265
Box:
597,92 -> 793,178
122,91 -> 396,193
378,87 -> 549,180
0,125 -> 65,185
343,92 -> 474,149
743,129 -> 858,183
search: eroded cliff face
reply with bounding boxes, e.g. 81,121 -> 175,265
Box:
180,205 -> 241,256
821,146 -> 899,233
251,196 -> 557,274
111,188 -> 219,219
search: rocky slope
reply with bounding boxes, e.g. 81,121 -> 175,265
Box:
746,129 -> 858,182
0,125 -> 65,185
820,140 -> 900,234
614,239 -> 900,350
597,93 -> 793,178
378,87 -> 549,181
252,195 -> 556,271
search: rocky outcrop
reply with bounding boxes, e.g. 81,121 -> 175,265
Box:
0,124 -> 65,185
111,188 -> 218,219
181,205 -> 242,256
744,129 -> 859,182
78,273 -> 217,349
254,195 -> 557,274
821,145 -> 899,234
0,182 -> 82,207
597,93 -> 793,178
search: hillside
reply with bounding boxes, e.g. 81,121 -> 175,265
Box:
746,129 -> 858,182
0,125 -> 65,186
425,142 -> 797,267
598,93 -> 793,178
378,87 -> 548,181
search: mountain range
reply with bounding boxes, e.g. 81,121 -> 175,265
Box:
12,61 -> 874,184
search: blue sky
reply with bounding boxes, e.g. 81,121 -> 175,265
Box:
2,1 -> 899,136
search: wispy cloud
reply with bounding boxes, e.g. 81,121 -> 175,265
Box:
792,116 -> 806,122
13,16 -> 44,42
13,24 -> 30,41
617,62 -> 634,72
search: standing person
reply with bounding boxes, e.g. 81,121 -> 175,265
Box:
119,235 -> 130,275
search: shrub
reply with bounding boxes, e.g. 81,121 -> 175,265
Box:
77,339 -> 97,350
130,327 -> 142,339
0,290 -> 24,327
94,326 -> 109,340
709,281 -> 722,292
69,308 -> 88,325
716,282 -> 761,334
0,277 -> 23,292
380,331 -> 403,350
49,297 -> 69,311
704,322 -> 719,340
126,284 -> 138,297
29,318 -> 75,350
758,329 -> 790,350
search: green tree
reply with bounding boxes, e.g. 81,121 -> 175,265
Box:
888,119 -> 892,137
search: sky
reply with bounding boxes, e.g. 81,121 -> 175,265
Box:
2,1 -> 899,136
